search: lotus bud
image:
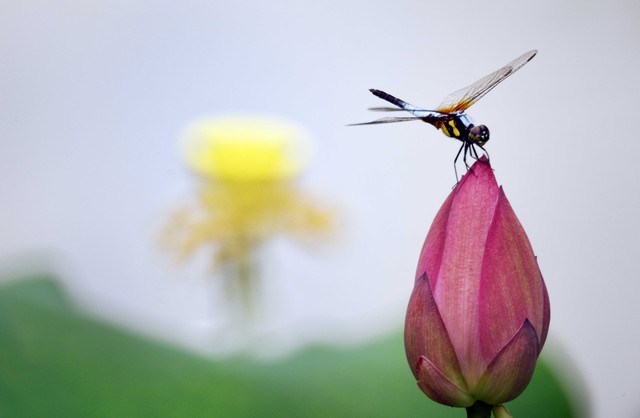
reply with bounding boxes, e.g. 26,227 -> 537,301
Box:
404,158 -> 550,408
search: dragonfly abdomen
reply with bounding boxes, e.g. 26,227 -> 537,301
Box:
369,89 -> 419,111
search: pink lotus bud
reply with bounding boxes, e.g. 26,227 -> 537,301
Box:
404,159 -> 550,407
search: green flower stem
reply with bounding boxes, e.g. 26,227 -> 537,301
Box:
492,405 -> 513,418
237,248 -> 253,311
466,401 -> 492,418
234,243 -> 257,322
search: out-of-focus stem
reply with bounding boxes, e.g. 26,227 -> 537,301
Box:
236,243 -> 256,320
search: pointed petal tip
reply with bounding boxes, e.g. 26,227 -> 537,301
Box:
415,356 -> 475,407
473,319 -> 539,404
471,158 -> 494,177
457,158 -> 497,191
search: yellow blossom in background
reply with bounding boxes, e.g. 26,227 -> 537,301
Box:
182,116 -> 311,182
162,115 -> 333,320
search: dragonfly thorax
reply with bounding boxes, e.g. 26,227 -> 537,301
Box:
469,124 -> 490,146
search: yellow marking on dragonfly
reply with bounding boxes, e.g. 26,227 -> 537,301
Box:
448,120 -> 461,137
440,121 -> 451,137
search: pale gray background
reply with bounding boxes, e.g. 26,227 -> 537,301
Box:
2,1 -> 639,416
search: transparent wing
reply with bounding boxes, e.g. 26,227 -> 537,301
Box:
368,106 -> 407,112
435,50 -> 537,113
348,112 -> 453,126
347,116 -> 429,126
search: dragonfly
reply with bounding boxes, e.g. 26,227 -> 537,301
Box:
351,49 -> 537,180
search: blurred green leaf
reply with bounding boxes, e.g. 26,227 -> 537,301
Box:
0,277 -> 578,417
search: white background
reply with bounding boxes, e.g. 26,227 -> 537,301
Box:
2,1 -> 639,416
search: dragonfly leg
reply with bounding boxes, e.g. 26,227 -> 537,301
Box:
464,142 -> 481,178
463,142 -> 472,171
453,142 -> 465,183
478,144 -> 490,162
469,144 -> 480,161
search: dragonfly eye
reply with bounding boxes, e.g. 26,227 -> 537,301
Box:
469,125 -> 490,146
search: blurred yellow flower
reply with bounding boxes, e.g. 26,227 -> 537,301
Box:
162,115 -> 333,319
182,116 -> 311,182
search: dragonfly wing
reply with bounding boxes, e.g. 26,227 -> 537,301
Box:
435,49 -> 537,113
348,116 -> 430,126
367,106 -> 407,112
348,111 -> 453,126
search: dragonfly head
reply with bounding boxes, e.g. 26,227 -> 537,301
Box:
469,124 -> 490,146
